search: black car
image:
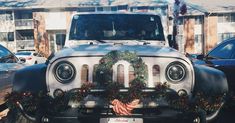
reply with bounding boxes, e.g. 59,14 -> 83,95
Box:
194,38 -> 235,100
0,44 -> 25,89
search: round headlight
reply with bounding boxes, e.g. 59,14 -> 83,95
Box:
166,62 -> 186,83
54,61 -> 76,84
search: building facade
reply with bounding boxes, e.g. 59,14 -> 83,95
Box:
0,0 -> 235,56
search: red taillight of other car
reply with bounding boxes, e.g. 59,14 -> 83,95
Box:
26,57 -> 32,60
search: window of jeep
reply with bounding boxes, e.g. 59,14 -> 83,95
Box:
69,14 -> 165,41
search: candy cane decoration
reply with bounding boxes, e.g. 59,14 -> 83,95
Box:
111,99 -> 140,115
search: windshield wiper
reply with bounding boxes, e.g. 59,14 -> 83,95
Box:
207,56 -> 219,60
95,39 -> 107,43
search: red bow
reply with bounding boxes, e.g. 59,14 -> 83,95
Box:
111,99 -> 140,115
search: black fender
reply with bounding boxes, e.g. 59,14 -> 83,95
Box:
13,63 -> 47,93
193,64 -> 228,95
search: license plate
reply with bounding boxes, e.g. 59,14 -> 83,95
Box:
100,118 -> 143,123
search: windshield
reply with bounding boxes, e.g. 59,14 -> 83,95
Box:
69,14 -> 165,41
0,45 -> 12,58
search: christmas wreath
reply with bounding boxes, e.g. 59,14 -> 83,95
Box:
94,50 -> 148,87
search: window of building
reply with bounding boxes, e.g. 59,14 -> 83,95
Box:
97,7 -> 103,11
81,64 -> 89,83
103,7 -> 111,11
195,16 -> 202,25
218,33 -> 235,44
218,13 -> 233,23
14,11 -> 32,19
231,13 -> 235,22
16,30 -> 34,40
177,17 -> 184,25
8,32 -> 14,41
0,32 -> 14,42
161,7 -> 167,16
0,32 -> 8,41
117,5 -> 128,11
77,7 -> 95,12
194,34 -> 202,53
117,64 -> 124,84
111,7 -> 117,11
177,35 -> 184,52
0,11 -> 13,21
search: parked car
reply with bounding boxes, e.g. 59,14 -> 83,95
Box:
186,53 -> 199,61
194,38 -> 235,100
15,50 -> 47,65
4,13 -> 228,123
0,44 -> 25,89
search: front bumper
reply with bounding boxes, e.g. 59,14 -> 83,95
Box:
42,106 -> 197,123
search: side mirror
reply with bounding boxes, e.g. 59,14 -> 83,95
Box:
196,54 -> 204,60
18,57 -> 26,63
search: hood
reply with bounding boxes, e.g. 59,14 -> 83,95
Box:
50,44 -> 188,62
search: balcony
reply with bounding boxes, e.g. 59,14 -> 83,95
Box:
15,19 -> 33,30
16,40 -> 35,50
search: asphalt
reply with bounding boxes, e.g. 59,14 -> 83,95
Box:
213,107 -> 235,123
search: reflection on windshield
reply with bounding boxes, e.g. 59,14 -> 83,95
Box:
69,14 -> 165,41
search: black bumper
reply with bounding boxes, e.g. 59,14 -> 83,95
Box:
42,107 -> 198,123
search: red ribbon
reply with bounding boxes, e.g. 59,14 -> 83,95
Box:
111,99 -> 140,115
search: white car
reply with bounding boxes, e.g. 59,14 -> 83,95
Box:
15,51 -> 47,65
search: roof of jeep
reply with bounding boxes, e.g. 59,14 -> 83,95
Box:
72,11 -> 162,17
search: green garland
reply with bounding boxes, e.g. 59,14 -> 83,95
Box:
5,83 -> 225,115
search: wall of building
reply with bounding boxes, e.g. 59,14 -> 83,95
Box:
1,5 -> 235,56
0,11 -> 15,52
205,16 -> 218,52
184,17 -> 195,54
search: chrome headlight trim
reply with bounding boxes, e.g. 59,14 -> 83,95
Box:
166,61 -> 187,83
53,61 -> 76,84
